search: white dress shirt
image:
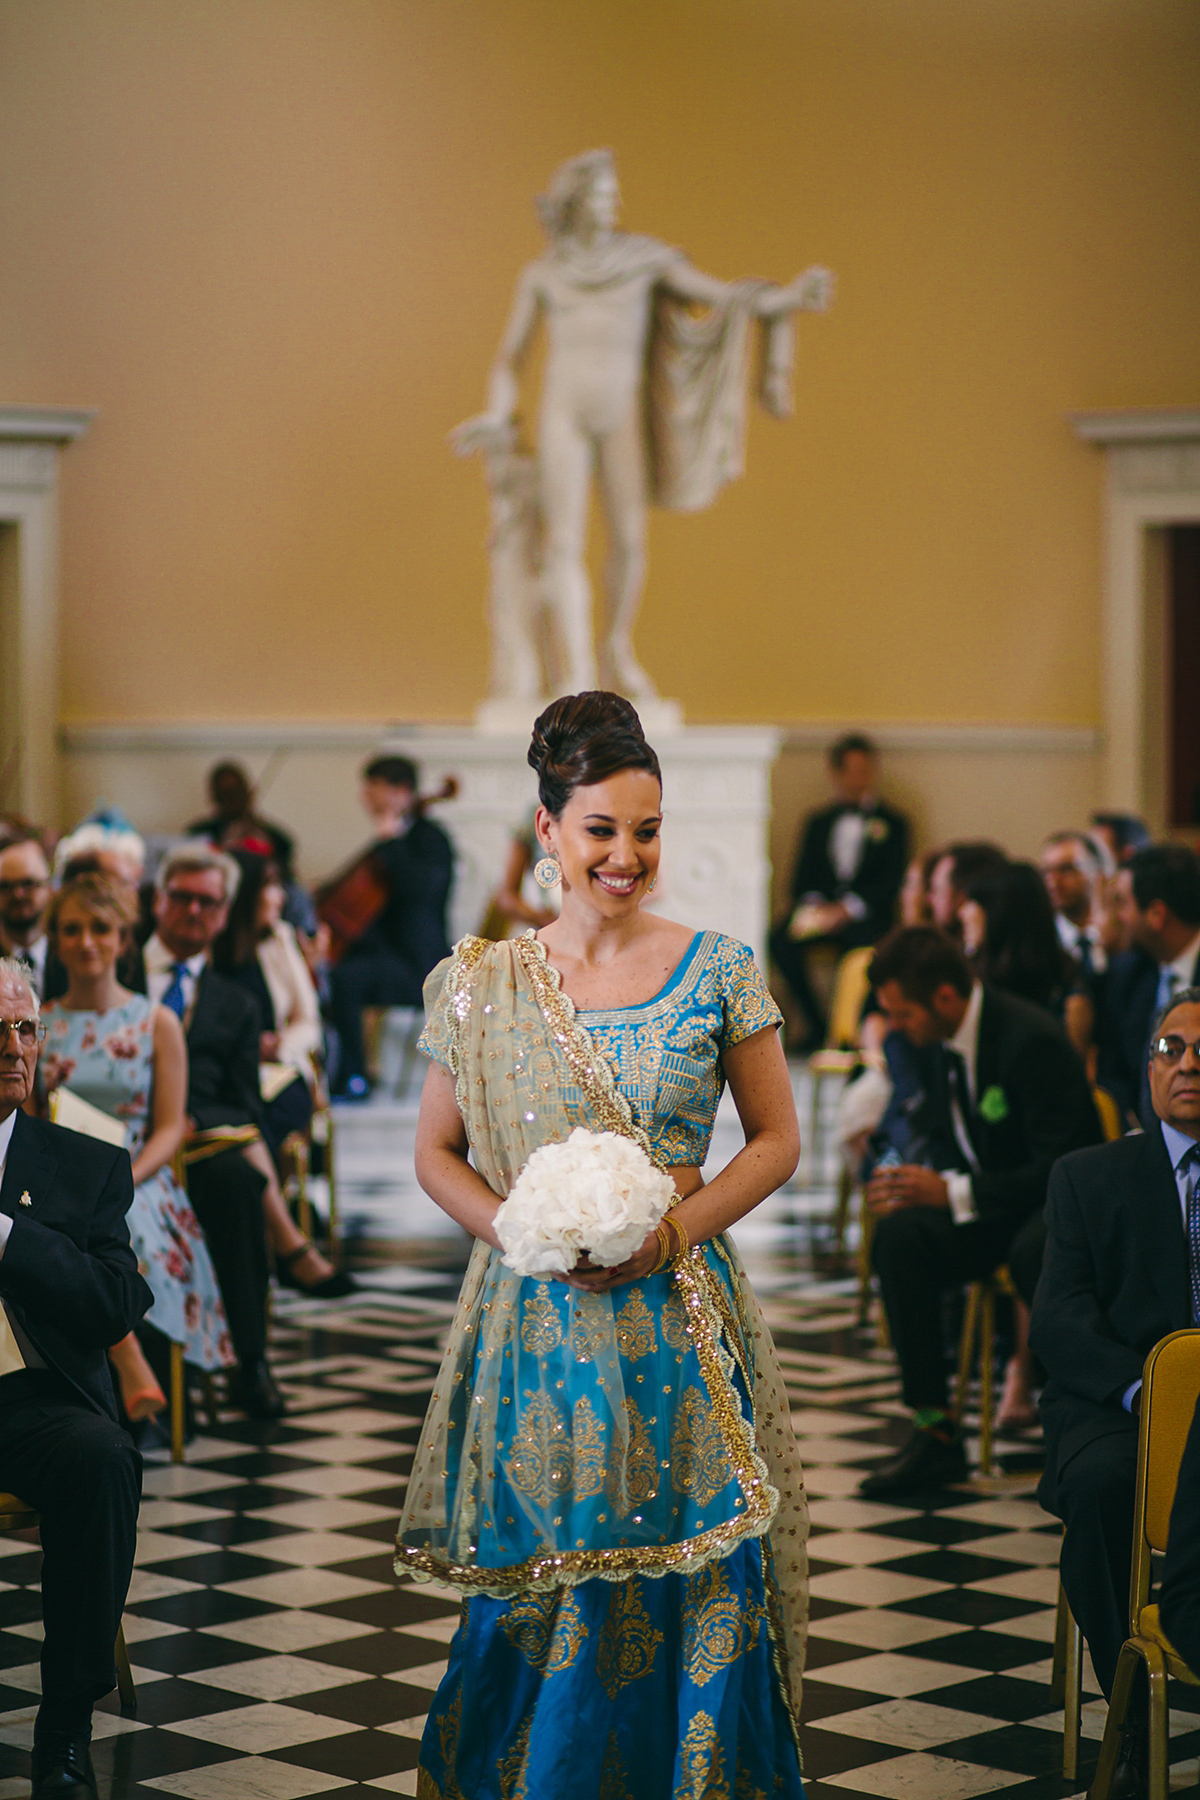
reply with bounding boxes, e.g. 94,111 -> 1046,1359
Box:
0,1107 -> 45,1370
143,935 -> 207,1014
5,935 -> 48,1000
940,982 -> 986,1225
1159,929 -> 1200,1006
1055,911 -> 1107,976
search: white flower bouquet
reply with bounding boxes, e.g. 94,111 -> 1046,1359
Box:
495,1127 -> 677,1278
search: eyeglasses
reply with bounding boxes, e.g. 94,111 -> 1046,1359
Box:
163,889 -> 223,913
0,879 -> 46,895
1151,1036 -> 1200,1065
0,1018 -> 47,1047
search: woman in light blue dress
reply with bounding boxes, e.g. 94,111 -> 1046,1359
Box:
40,873 -> 233,1413
397,693 -> 809,1800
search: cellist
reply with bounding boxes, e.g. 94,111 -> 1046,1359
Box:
322,756 -> 454,1100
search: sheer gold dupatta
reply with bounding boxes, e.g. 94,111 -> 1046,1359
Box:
395,932 -> 808,1722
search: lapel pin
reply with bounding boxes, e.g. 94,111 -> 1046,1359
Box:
18,1192 -> 31,1208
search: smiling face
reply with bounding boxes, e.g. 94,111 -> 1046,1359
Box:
0,969 -> 39,1117
538,768 -> 662,918
1148,999 -> 1200,1138
54,894 -> 122,982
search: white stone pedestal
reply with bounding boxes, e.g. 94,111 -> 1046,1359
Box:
373,724 -> 780,966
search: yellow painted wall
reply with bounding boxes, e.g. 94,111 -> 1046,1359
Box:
2,0 -> 1198,729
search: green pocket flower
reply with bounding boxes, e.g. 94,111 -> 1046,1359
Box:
979,1085 -> 1009,1124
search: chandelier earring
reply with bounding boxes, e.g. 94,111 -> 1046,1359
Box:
646,875 -> 658,893
533,853 -> 561,891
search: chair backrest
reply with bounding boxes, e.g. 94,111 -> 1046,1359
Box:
826,947 -> 874,1050
1130,1330 -> 1200,1618
0,1492 -> 37,1531
1091,1085 -> 1123,1143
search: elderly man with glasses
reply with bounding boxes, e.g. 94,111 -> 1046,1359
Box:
1033,985 -> 1200,1800
0,956 -> 150,1798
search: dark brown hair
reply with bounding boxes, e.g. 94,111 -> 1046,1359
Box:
869,925 -> 974,1004
528,692 -> 661,818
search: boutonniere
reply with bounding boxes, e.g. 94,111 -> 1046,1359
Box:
979,1085 -> 1009,1124
865,818 -> 889,842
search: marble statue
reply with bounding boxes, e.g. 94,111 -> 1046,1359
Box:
454,149 -> 834,717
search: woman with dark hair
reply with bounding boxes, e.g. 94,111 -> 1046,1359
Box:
396,692 -> 808,1800
957,860 -> 1095,1432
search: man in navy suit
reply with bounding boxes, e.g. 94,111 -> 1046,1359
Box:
770,734 -> 909,1048
1033,985 -> 1200,1797
1098,845 -> 1200,1127
0,958 -> 151,1799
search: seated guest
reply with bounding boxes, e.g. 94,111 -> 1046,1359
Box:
0,837 -> 52,999
44,817 -> 152,1001
148,850 -> 351,1358
1040,830 -> 1110,980
859,925 -> 1102,1497
325,755 -> 453,1099
40,873 -> 234,1421
187,760 -> 314,936
927,840 -> 1008,937
1099,845 -> 1200,1127
1161,1396 -> 1200,1678
1091,809 -> 1152,867
0,957 -> 151,1799
770,733 -> 909,1049
212,851 -> 321,1163
1032,985 -> 1200,1791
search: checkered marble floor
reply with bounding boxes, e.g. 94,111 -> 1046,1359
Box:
0,1076 -> 1198,1797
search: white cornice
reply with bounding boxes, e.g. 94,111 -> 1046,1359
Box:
1070,409 -> 1200,446
0,406 -> 96,443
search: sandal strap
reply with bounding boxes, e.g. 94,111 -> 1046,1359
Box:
279,1242 -> 313,1271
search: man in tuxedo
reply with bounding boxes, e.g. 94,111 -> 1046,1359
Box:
1098,844 -> 1200,1126
328,755 -> 454,1098
0,837 -> 52,999
858,925 -> 1102,1497
144,844 -> 282,1418
770,734 -> 909,1048
0,958 -> 151,1799
1040,831 -> 1109,981
1032,986 -> 1200,1792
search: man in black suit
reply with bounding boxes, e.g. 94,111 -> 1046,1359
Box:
328,755 -> 454,1098
770,734 -> 909,1048
0,958 -> 151,1798
1032,984 -> 1200,1791
143,844 -> 282,1418
1098,845 -> 1200,1126
858,926 -> 1102,1497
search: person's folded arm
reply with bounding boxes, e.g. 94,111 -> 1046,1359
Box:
0,1149 -> 149,1348
1029,1156 -> 1145,1406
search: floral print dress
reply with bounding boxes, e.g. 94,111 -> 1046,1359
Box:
41,993 -> 234,1371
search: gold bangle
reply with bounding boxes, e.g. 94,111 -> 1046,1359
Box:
668,1216 -> 690,1267
650,1222 -> 672,1275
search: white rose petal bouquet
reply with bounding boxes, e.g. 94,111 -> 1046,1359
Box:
495,1127 -> 677,1278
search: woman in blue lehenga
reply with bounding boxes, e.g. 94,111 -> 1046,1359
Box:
396,692 -> 809,1800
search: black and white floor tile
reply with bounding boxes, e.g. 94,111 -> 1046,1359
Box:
1,1073 -> 1197,1797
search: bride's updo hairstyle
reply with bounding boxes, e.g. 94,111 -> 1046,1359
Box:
528,691 -> 661,818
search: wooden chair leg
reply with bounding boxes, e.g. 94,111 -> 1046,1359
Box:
954,1283 -> 982,1427
114,1622 -> 137,1715
169,1341 -> 186,1466
1049,1577 -> 1069,1706
1062,1592 -> 1083,1780
830,1166 -> 853,1267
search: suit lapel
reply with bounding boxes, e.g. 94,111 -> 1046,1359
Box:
0,1109 -> 59,1221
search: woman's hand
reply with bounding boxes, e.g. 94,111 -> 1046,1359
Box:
560,1229 -> 661,1293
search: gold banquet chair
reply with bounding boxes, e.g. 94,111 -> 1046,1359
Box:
0,1493 -> 137,1714
1091,1328 -> 1200,1800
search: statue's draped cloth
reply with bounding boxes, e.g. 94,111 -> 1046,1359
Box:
395,932 -> 809,1743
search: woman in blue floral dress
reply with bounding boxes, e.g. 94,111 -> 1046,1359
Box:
40,872 -> 233,1414
397,693 -> 809,1800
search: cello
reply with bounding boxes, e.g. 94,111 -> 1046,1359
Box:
315,777 -> 458,964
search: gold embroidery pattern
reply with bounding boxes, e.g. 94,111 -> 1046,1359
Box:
572,1394 -> 607,1500
662,1289 -> 693,1351
682,1560 -> 748,1686
596,1579 -> 664,1699
673,1711 -> 727,1800
504,1392 -> 572,1504
498,1713 -> 532,1800
735,1765 -> 767,1800
608,1394 -> 658,1510
520,1284 -> 563,1355
614,1288 -> 657,1360
599,1732 -> 636,1800
499,1586 -> 588,1672
671,1385 -> 735,1506
569,1290 -> 610,1363
417,1684 -> 465,1800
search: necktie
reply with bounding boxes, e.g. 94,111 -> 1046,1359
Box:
161,962 -> 189,1019
1185,1146 -> 1200,1326
943,1047 -> 980,1175
1075,933 -> 1094,978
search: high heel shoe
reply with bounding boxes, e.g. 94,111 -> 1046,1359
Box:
109,1333 -> 167,1421
276,1242 -> 357,1299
